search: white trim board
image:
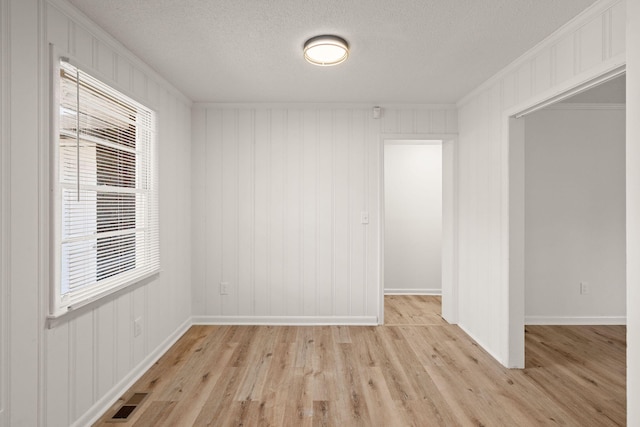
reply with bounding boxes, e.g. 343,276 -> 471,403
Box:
509,61 -> 626,118
544,103 -> 625,110
525,316 -> 626,325
192,316 -> 378,326
384,289 -> 442,296
192,102 -> 457,110
72,318 -> 192,427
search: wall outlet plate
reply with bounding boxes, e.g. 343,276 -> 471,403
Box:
361,212 -> 369,224
220,282 -> 229,295
134,317 -> 143,337
580,282 -> 589,295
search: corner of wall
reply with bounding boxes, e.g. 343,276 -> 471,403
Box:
454,0 -> 627,367
626,0 -> 640,425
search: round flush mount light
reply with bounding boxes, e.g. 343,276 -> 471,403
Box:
303,35 -> 349,66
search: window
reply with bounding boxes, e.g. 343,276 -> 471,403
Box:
51,58 -> 159,317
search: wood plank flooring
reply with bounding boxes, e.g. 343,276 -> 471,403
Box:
384,295 -> 449,326
94,296 -> 626,426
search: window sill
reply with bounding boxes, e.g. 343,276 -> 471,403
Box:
46,270 -> 159,329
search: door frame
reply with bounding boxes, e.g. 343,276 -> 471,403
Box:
378,134 -> 458,324
504,64 -> 626,367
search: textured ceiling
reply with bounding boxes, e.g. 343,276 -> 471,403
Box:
68,0 -> 598,103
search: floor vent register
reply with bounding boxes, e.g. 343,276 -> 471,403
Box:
107,392 -> 149,423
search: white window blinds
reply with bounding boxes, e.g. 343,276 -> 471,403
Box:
52,59 -> 159,316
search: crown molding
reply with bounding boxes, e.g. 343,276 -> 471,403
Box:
46,0 -> 192,107
192,102 -> 457,110
457,0 -> 624,107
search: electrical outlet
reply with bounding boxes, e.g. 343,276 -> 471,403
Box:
361,211 -> 369,224
580,282 -> 589,295
220,282 -> 229,295
134,317 -> 143,337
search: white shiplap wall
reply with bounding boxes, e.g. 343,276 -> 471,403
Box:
191,105 -> 456,323
1,0 -> 9,425
6,2 -> 43,426
627,1 -> 640,425
456,0 -> 626,366
4,0 -> 192,426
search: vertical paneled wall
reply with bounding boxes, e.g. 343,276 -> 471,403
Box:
1,0 -> 9,424
626,1 -> 640,425
46,2 -> 193,425
192,105 -> 456,322
4,0 -> 192,425
6,1 -> 42,425
456,0 -> 626,365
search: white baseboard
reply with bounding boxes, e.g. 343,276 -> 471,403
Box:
192,315 -> 378,326
525,316 -> 627,325
384,288 -> 441,295
73,313 -> 377,426
73,317 -> 192,427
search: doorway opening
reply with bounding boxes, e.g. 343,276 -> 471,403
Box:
507,70 -> 626,367
384,141 -> 443,295
380,138 -> 457,325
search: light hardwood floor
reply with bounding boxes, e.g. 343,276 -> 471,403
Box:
94,296 -> 626,426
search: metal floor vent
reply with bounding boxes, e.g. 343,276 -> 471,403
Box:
107,392 -> 149,423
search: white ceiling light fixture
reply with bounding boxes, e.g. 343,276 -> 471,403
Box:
303,35 -> 349,66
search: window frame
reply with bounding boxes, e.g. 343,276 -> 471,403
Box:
49,52 -> 160,319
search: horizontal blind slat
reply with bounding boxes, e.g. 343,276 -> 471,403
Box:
56,59 -> 158,309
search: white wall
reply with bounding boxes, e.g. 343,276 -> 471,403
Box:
626,0 -> 640,424
191,105 -> 456,323
384,143 -> 442,294
1,0 -> 9,424
2,0 -> 192,426
525,106 -> 626,324
456,0 -> 625,366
